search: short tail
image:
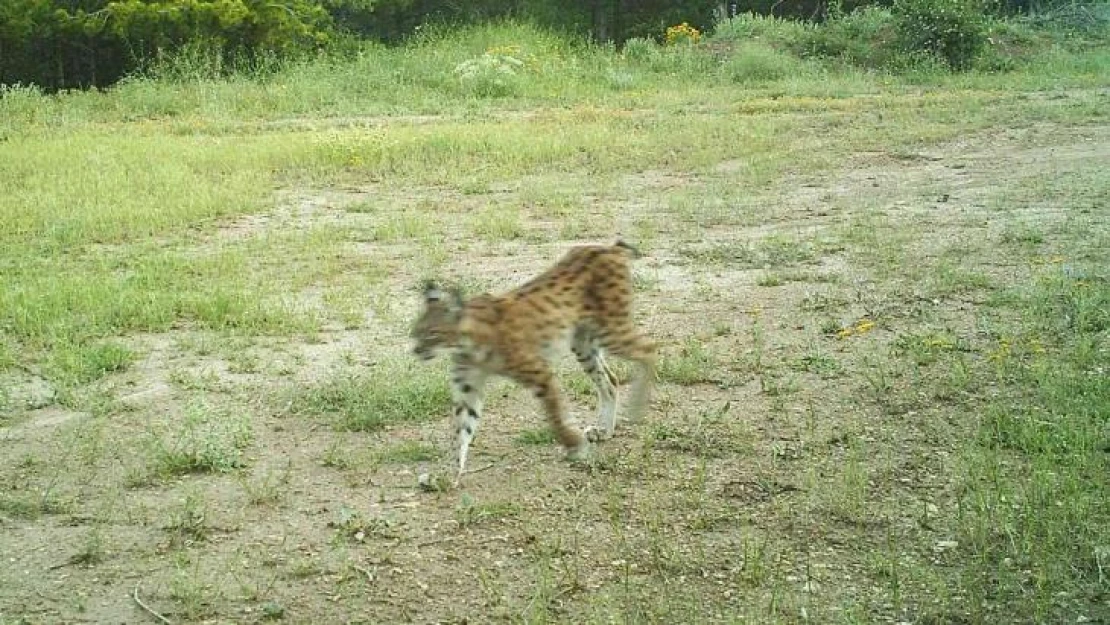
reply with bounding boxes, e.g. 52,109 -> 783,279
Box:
614,239 -> 642,258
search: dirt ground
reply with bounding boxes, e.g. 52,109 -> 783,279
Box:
2,115 -> 1107,624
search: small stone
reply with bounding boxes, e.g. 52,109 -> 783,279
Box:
934,540 -> 958,552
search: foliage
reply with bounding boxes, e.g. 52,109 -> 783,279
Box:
893,0 -> 989,69
0,0 -> 335,90
453,45 -> 531,97
716,5 -> 1012,72
723,42 -> 811,82
802,6 -> 901,68
664,22 -> 702,45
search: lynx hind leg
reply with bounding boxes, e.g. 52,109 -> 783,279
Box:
572,326 -> 618,443
513,360 -> 589,461
598,325 -> 656,423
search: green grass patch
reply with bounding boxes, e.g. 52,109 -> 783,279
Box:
375,440 -> 441,464
134,400 -> 254,484
44,341 -> 133,385
515,427 -> 557,446
657,340 -> 717,386
290,364 -> 451,432
952,268 -> 1109,621
680,235 -> 820,270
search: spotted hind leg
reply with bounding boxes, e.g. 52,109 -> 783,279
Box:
572,326 -> 618,443
597,324 -> 656,424
508,356 -> 589,461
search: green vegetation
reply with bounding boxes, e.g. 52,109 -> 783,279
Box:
0,13 -> 1107,625
289,365 -> 451,432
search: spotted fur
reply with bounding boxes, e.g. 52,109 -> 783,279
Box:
411,240 -> 656,484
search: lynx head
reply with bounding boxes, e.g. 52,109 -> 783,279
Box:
410,281 -> 465,361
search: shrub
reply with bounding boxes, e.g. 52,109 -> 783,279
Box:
723,42 -> 809,83
664,22 -> 702,46
453,46 -> 530,97
622,37 -> 659,62
711,12 -> 813,51
893,0 -> 989,70
805,7 -> 900,68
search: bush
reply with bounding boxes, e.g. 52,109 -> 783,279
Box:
723,42 -> 810,83
453,47 -> 528,97
805,7 -> 900,68
711,12 -> 814,51
622,37 -> 659,62
893,0 -> 989,70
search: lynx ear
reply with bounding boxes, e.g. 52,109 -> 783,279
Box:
448,286 -> 464,307
423,281 -> 464,308
423,280 -> 445,302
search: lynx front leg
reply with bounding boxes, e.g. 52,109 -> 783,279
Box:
450,363 -> 487,486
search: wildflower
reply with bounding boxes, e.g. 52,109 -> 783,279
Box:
665,22 -> 701,46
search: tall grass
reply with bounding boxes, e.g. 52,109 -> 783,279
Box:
3,15 -> 1104,135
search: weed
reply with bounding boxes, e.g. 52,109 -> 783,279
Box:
239,462 -> 293,506
141,400 -> 253,482
290,364 -> 451,432
516,427 -> 557,446
455,495 -> 522,528
789,349 -> 843,378
893,330 -> 967,366
169,553 -> 220,621
165,491 -> 210,546
657,339 -> 717,385
376,440 -> 440,464
71,525 -> 105,567
321,440 -> 355,470
328,506 -> 398,543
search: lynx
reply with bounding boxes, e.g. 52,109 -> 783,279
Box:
411,240 -> 656,484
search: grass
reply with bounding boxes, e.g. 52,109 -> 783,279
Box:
657,339 -> 719,386
132,400 -> 254,485
288,364 -> 451,432
1,17 -> 1108,625
375,440 -> 441,463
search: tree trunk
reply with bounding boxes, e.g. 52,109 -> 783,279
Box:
592,0 -> 611,43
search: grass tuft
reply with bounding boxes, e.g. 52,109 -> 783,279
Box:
135,401 -> 253,484
290,363 -> 451,432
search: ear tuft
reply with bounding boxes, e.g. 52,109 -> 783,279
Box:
423,280 -> 443,301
